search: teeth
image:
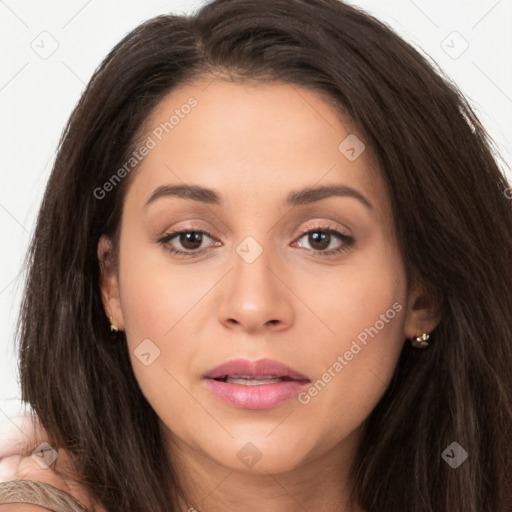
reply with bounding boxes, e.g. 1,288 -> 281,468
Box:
227,374 -> 283,380
225,377 -> 284,385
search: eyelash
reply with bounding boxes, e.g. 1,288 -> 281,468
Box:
157,223 -> 355,259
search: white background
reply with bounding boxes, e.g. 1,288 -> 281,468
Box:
1,0 -> 511,416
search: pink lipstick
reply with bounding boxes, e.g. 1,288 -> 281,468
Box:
203,358 -> 310,409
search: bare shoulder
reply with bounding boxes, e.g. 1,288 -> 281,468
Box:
0,412 -> 106,512
0,505 -> 54,511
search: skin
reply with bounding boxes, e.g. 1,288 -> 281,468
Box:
0,415 -> 107,511
99,78 -> 441,512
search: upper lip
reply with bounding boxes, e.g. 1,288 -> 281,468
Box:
203,358 -> 310,382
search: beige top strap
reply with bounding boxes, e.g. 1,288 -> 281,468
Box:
0,479 -> 87,511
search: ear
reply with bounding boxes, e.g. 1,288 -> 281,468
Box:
403,280 -> 442,340
97,235 -> 124,331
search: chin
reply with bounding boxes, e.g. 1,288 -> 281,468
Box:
208,433 -> 314,475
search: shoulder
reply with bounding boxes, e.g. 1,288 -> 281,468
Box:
0,505 -> 54,511
0,410 -> 104,511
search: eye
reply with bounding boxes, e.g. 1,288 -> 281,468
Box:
157,227 -> 221,258
157,223 -> 354,258
292,224 -> 355,256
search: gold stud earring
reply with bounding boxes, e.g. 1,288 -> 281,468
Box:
109,316 -> 119,332
410,332 -> 430,348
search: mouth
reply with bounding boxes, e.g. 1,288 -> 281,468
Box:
203,358 -> 310,409
212,375 -> 300,385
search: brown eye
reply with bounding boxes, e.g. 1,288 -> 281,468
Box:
157,228 -> 220,257
177,231 -> 205,251
306,231 -> 332,251
294,226 -> 355,256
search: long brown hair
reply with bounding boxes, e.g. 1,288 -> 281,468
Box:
18,0 -> 512,510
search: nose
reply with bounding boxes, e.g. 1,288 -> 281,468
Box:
217,241 -> 294,335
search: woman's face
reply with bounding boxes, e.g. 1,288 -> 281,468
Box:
100,78 -> 437,477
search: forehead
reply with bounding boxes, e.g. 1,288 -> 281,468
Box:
124,78 -> 389,218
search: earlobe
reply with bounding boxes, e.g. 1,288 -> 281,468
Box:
97,235 -> 124,331
403,282 -> 442,341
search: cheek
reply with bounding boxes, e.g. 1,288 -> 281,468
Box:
293,241 -> 406,437
115,234 -> 206,403
297,236 -> 404,350
117,231 -> 206,343
293,313 -> 405,457
117,259 -> 202,439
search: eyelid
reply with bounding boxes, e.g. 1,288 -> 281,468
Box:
296,220 -> 352,237
157,224 -> 219,247
157,222 -> 216,240
158,219 -> 351,240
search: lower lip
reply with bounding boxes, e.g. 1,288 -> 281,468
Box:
204,378 -> 309,409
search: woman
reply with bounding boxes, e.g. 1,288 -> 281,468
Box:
1,0 -> 511,510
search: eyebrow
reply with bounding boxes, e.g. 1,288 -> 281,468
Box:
144,183 -> 373,210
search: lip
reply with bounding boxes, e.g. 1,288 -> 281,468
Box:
203,358 -> 310,410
